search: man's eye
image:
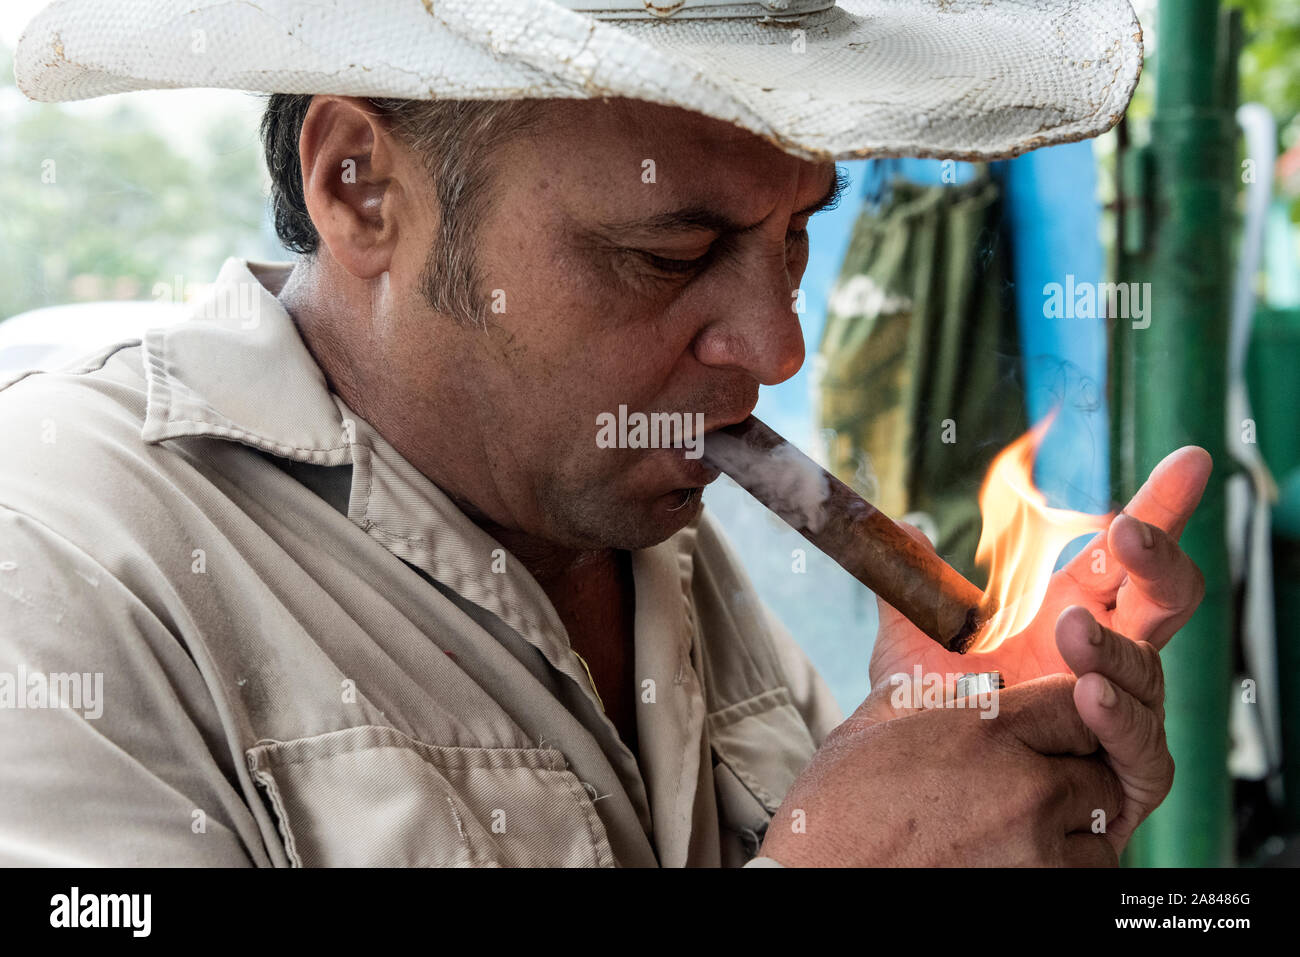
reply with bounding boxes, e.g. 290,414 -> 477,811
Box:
633,228 -> 808,277
637,250 -> 710,275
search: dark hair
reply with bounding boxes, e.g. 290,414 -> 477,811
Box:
260,93 -> 542,325
261,94 -> 319,254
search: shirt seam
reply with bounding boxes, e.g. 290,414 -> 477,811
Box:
159,417 -> 349,455
0,338 -> 142,395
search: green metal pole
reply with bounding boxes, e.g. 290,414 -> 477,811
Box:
1122,0 -> 1237,866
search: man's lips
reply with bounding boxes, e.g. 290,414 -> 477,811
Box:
664,409 -> 752,489
630,445 -> 721,493
595,404 -> 752,493
667,447 -> 722,488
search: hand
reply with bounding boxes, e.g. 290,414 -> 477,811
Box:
847,603 -> 1173,858
856,446 -> 1207,860
759,675 -> 1124,866
869,446 -> 1211,688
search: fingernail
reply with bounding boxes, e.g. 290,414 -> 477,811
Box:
1098,678 -> 1117,708
1139,521 -> 1154,549
1088,616 -> 1103,646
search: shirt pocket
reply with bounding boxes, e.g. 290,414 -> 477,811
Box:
246,725 -> 615,867
708,687 -> 818,855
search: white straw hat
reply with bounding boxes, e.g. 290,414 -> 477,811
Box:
14,0 -> 1143,161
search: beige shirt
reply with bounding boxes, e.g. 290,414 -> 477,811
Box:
0,258 -> 842,867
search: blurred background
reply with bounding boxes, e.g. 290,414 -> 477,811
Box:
2,0 -> 1298,866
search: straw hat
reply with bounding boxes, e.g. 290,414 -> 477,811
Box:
14,0 -> 1142,161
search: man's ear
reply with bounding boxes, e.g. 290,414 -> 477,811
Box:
298,96 -> 407,279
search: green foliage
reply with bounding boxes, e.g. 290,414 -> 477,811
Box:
0,46 -> 279,320
1230,0 -> 1300,143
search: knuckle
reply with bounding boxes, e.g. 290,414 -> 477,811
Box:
822,721 -> 851,747
1190,560 -> 1206,605
1023,768 -> 1062,817
1107,685 -> 1140,734
822,716 -> 871,750
1136,640 -> 1165,703
1156,736 -> 1175,793
1130,707 -> 1165,761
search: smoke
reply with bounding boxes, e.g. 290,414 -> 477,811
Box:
703,431 -> 831,534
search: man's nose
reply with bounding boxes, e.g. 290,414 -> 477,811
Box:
689,253 -> 806,386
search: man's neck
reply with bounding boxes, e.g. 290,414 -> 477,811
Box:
278,260 -> 640,755
478,520 -> 639,759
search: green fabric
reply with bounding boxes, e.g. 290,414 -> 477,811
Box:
817,174 -> 1026,586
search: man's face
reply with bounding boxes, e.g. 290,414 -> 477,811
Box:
373,98 -> 839,551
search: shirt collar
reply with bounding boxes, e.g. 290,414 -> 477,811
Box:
141,257 -> 351,463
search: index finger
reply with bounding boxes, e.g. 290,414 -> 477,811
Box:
1062,446 -> 1212,600
1121,445 -> 1214,539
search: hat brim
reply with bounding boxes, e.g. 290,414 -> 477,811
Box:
15,0 -> 1142,162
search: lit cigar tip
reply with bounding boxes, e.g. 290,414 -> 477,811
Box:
947,611 -> 983,655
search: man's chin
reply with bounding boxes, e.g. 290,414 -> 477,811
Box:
621,488 -> 709,548
553,485 -> 706,551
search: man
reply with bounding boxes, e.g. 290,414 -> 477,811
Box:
0,0 -> 1205,867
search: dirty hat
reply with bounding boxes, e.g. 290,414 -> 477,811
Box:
15,0 -> 1143,161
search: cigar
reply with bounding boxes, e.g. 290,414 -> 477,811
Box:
702,416 -> 991,653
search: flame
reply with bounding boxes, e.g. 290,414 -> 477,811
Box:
968,415 -> 1112,653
